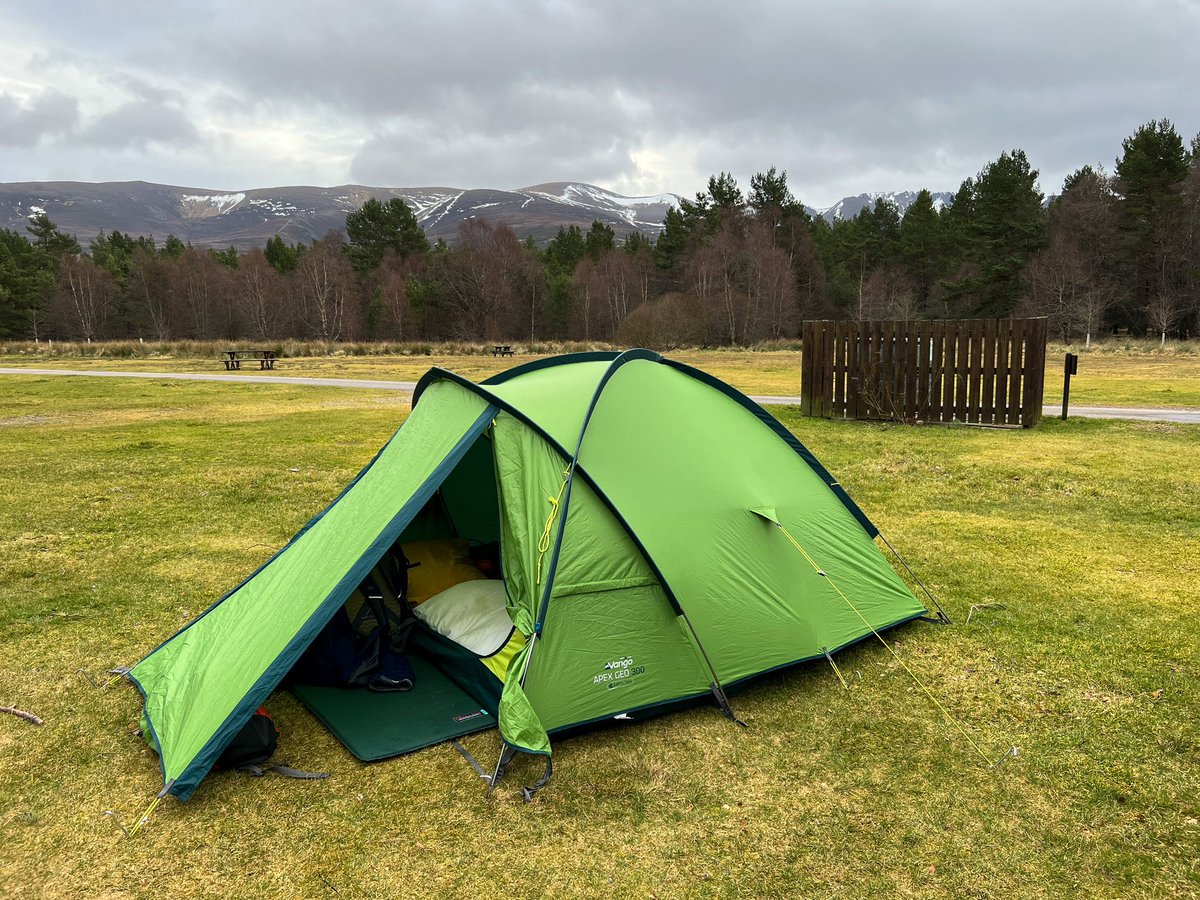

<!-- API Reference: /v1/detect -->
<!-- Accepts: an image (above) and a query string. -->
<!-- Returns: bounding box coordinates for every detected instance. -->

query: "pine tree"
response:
[623,231,651,255]
[160,235,185,259]
[943,150,1046,316]
[26,213,80,258]
[544,225,585,276]
[749,166,805,219]
[706,172,744,212]
[584,221,615,259]
[1113,119,1190,333]
[0,229,55,339]
[654,205,692,270]
[209,246,240,270]
[344,197,429,275]
[264,235,301,273]
[897,189,946,310]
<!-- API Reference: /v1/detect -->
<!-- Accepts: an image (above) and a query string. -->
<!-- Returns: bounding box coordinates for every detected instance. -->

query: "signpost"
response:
[1061,353,1079,420]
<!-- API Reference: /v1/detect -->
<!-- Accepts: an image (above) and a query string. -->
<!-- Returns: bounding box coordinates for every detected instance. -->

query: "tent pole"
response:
[677,607,745,728]
[877,531,951,624]
[486,744,517,795]
[487,632,540,794]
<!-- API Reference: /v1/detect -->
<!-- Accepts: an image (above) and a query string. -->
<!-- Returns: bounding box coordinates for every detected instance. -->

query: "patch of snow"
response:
[469,202,502,211]
[27,204,46,216]
[417,192,465,229]
[527,184,679,213]
[180,192,245,214]
[248,198,301,214]
[525,190,591,210]
[818,189,956,222]
[577,185,678,208]
[402,191,460,216]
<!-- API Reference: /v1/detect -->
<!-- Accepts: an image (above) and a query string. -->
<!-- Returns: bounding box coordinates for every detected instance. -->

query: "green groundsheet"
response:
[291,654,495,761]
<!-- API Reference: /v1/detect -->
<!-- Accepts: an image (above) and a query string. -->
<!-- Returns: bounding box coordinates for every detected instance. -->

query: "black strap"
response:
[268,765,330,780]
[451,739,493,783]
[521,756,553,802]
[486,744,518,795]
[238,764,329,780]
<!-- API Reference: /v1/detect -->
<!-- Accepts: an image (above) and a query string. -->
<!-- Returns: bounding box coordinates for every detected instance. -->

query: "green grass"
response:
[1,371,1198,897]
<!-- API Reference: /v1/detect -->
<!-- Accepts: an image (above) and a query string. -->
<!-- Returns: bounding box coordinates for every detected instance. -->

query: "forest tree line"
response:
[2,118,1198,347]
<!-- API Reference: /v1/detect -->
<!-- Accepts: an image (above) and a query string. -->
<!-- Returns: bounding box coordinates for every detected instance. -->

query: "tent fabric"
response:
[130,382,495,800]
[126,350,928,801]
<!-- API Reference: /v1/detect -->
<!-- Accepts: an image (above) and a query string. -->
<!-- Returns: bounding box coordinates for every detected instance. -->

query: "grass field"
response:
[1,360,1198,897]
[4,339,1200,408]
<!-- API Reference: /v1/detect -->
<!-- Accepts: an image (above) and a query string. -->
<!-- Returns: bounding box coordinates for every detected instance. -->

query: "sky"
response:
[1,1,1198,209]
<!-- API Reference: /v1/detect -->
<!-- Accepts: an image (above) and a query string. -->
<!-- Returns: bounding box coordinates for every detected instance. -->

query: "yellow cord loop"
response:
[777,523,1003,767]
[535,467,571,586]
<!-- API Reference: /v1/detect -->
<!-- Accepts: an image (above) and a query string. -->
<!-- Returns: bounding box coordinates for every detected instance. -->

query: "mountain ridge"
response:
[1,179,954,249]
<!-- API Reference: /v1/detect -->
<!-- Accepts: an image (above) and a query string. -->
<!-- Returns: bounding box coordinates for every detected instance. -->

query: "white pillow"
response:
[412,580,514,656]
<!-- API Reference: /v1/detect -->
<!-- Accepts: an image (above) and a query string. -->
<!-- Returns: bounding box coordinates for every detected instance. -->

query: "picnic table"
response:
[222,349,278,370]
[492,345,515,357]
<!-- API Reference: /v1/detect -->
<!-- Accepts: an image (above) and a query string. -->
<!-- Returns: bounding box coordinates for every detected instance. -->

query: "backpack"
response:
[216,706,278,769]
[289,562,417,692]
[216,706,328,781]
[140,705,327,780]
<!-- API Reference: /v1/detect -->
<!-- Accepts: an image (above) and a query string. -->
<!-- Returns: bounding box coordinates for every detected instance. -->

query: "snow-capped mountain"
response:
[813,190,956,222]
[0,180,682,249]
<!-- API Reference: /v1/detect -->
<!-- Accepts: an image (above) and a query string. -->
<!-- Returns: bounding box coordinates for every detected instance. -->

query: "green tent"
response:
[125,350,930,801]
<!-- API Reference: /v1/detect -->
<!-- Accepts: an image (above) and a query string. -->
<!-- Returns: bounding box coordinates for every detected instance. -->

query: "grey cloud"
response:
[110,73,187,106]
[3,1,1199,202]
[78,100,201,150]
[350,120,636,190]
[0,90,79,148]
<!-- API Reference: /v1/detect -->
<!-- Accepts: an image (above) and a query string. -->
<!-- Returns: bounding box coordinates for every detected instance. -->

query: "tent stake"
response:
[821,648,850,690]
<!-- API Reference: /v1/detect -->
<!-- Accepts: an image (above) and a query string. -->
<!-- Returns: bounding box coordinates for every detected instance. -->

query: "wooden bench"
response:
[492,345,515,357]
[223,349,278,371]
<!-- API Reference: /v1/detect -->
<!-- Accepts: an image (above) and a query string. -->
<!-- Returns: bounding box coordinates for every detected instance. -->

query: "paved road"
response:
[1041,404,1200,424]
[0,367,420,392]
[4,367,1199,424]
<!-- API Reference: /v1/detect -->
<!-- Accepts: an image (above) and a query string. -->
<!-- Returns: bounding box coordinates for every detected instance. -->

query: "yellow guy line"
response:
[127,794,164,837]
[777,523,1014,768]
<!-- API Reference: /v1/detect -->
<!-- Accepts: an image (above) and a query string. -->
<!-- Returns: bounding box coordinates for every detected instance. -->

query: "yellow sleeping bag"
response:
[402,539,486,604]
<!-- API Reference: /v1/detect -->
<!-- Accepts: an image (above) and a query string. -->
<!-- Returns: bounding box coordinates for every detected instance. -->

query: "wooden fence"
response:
[800,318,1048,427]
